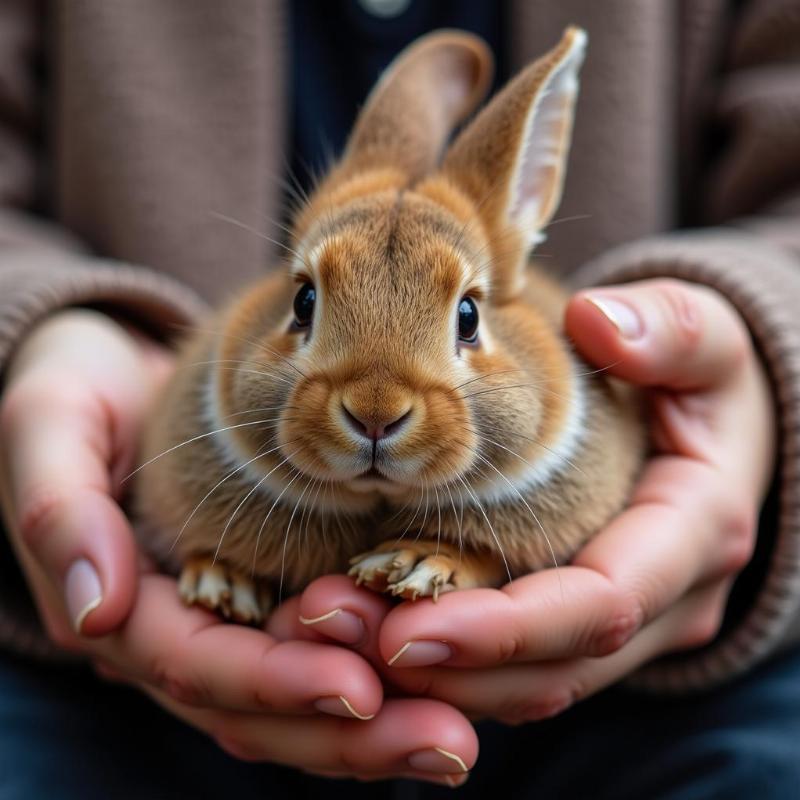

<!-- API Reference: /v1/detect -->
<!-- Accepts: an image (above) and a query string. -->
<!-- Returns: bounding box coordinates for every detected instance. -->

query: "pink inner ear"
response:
[509,32,586,238]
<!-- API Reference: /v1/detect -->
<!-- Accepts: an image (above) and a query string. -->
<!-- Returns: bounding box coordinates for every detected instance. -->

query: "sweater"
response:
[0,0,798,692]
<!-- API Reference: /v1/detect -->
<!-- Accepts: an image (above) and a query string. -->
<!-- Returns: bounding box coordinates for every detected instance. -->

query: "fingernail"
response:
[408,747,469,774]
[314,695,374,720]
[64,559,102,633]
[299,608,365,645]
[585,295,643,339]
[388,640,452,667]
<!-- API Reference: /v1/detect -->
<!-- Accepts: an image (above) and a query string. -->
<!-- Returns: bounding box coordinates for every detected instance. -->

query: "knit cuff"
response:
[0,249,209,659]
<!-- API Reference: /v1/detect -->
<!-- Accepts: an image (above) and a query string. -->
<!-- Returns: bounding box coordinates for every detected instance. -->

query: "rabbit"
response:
[134,26,646,625]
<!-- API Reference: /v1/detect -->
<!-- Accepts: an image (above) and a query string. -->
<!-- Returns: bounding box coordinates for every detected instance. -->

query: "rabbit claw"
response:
[388,556,456,602]
[179,555,271,625]
[348,543,458,601]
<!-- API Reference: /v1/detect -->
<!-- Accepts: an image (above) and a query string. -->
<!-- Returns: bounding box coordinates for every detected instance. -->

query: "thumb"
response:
[565,278,750,391]
[1,382,138,640]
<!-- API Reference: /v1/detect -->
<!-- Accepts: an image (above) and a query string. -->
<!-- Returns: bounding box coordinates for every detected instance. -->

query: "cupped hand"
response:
[293,278,776,723]
[0,309,477,783]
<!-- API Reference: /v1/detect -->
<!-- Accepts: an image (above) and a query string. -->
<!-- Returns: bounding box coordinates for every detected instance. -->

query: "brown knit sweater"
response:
[1,1,799,692]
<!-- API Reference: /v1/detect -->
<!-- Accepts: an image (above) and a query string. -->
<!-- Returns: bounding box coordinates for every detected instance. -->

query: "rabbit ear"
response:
[336,30,494,184]
[441,27,587,294]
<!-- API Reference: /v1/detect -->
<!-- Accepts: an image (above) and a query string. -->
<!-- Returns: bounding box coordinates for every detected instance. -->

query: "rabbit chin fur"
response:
[135,26,645,596]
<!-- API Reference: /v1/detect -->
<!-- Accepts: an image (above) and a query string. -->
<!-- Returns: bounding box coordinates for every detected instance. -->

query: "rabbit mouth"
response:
[358,466,384,479]
[346,465,409,497]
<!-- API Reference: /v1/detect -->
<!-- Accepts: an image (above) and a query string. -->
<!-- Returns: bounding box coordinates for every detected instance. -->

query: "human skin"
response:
[284,277,775,737]
[0,275,775,782]
[0,310,474,786]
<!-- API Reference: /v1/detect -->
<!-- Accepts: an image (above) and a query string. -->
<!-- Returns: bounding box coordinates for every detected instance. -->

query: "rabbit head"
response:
[215,28,589,513]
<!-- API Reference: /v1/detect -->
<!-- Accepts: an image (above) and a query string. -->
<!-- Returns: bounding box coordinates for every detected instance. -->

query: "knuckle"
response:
[514,689,574,723]
[214,731,263,762]
[333,742,360,775]
[591,591,644,656]
[700,287,752,369]
[707,483,757,577]
[653,279,704,354]
[723,506,757,575]
[496,624,526,664]
[680,604,724,650]
[163,674,205,707]
[17,489,71,553]
[149,654,207,707]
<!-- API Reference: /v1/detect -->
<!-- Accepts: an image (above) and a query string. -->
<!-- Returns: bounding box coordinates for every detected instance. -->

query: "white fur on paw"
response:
[348,547,422,589]
[196,562,232,615]
[179,557,267,625]
[348,551,396,588]
[389,556,456,602]
[230,573,266,625]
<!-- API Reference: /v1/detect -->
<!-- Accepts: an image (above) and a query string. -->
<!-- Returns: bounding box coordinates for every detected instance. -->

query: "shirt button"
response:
[357,0,412,18]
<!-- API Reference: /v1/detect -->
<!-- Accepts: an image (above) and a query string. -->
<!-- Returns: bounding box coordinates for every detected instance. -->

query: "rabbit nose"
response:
[341,401,412,442]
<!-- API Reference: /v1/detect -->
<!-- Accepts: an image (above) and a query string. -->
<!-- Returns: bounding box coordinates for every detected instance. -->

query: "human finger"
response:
[94,574,384,720]
[566,279,750,391]
[145,690,478,779]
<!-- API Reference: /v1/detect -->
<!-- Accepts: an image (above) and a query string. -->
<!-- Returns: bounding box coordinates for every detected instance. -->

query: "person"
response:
[0,1,798,796]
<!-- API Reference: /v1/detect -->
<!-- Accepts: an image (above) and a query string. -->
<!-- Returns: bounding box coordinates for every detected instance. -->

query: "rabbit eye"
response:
[293,282,316,328]
[458,297,479,343]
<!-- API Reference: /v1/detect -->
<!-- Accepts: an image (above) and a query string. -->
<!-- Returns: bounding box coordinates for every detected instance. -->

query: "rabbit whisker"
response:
[123,418,286,483]
[470,421,586,477]
[469,449,562,582]
[456,473,512,585]
[176,322,310,382]
[459,382,568,401]
[212,447,301,565]
[189,357,294,375]
[222,404,299,419]
[543,213,592,229]
[390,483,426,547]
[443,480,464,563]
[415,482,432,544]
[210,211,312,271]
[450,367,534,393]
[451,360,619,395]
[189,360,296,388]
[279,470,316,596]
[272,469,303,601]
[434,484,442,557]
[212,366,297,386]
[302,471,326,554]
[254,465,302,581]
[168,439,294,555]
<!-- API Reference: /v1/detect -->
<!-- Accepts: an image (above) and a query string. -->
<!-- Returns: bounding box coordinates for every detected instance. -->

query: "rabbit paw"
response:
[348,541,461,601]
[178,555,271,625]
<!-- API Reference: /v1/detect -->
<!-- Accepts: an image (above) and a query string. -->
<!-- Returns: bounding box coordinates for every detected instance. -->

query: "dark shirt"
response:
[288,0,505,191]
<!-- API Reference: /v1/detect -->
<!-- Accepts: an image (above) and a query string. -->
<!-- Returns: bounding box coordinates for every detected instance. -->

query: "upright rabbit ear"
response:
[304,30,492,209]
[441,27,587,297]
[343,30,493,181]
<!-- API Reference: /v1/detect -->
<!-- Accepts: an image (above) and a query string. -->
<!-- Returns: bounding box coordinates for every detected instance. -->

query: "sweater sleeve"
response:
[569,1,800,692]
[571,231,800,692]
[0,4,209,658]
[0,5,209,360]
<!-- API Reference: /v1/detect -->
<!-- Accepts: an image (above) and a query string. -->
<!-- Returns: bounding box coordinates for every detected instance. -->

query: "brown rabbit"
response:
[135,27,645,624]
